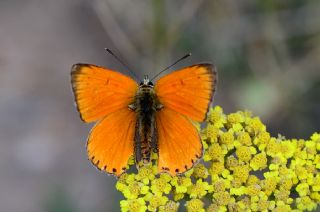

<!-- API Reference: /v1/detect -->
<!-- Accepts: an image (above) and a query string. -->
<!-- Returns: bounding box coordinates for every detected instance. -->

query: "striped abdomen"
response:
[133,86,159,164]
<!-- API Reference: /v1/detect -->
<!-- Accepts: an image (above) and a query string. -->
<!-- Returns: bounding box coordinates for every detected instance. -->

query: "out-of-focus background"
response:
[0,0,319,211]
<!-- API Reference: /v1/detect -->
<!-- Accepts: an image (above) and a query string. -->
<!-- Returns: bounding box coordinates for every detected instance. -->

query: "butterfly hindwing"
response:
[156,108,202,175]
[155,64,216,122]
[71,64,138,122]
[87,107,136,176]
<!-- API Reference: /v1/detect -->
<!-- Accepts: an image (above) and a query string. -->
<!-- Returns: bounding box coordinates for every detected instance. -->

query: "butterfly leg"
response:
[128,103,137,110]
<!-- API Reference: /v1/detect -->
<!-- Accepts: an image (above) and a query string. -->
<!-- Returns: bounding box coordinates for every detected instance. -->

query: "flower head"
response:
[171,176,192,194]
[236,131,252,146]
[145,193,168,211]
[213,191,232,206]
[250,152,267,170]
[120,198,147,212]
[235,145,256,162]
[203,143,226,162]
[185,199,205,212]
[151,173,172,195]
[219,130,235,150]
[135,164,157,184]
[233,164,250,183]
[192,163,209,179]
[114,106,320,212]
[187,179,212,198]
[159,200,179,212]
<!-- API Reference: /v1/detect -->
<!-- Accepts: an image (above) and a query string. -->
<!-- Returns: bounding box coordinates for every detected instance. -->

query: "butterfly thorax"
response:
[129,79,162,165]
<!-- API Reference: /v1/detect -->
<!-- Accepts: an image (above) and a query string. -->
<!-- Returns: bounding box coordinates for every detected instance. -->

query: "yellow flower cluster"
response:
[116,106,320,211]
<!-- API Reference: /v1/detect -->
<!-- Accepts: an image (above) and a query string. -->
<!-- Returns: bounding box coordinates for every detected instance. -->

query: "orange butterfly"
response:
[71,60,217,176]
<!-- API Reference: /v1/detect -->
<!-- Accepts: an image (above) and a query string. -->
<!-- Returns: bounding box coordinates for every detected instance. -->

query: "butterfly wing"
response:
[87,107,136,176]
[155,63,216,122]
[71,64,138,176]
[156,108,202,175]
[154,64,216,175]
[71,64,138,122]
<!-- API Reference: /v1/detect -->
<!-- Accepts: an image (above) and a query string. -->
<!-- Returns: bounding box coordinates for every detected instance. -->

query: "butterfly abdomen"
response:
[133,85,159,164]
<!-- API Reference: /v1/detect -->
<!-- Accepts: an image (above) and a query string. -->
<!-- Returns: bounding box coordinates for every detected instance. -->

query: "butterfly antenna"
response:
[105,48,139,81]
[150,53,191,81]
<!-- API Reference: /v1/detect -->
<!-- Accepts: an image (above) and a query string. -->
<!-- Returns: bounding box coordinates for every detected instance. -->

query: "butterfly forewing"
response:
[155,64,216,122]
[71,64,138,122]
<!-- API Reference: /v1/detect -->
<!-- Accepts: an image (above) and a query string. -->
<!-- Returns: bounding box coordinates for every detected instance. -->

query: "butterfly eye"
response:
[139,82,143,86]
[148,82,153,86]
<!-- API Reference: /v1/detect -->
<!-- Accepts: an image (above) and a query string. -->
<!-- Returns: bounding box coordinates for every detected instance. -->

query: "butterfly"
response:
[71,60,217,176]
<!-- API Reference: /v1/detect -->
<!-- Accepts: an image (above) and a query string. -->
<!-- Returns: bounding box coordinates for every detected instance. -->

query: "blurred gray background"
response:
[0,0,319,211]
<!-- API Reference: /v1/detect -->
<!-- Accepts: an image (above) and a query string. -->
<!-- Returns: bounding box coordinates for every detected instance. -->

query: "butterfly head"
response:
[140,75,154,87]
